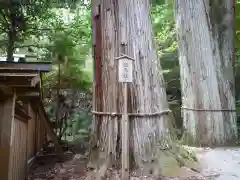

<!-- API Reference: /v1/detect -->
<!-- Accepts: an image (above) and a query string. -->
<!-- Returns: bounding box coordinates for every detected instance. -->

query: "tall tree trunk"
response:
[7,29,15,62]
[90,0,178,174]
[7,8,17,62]
[56,61,61,135]
[175,0,237,146]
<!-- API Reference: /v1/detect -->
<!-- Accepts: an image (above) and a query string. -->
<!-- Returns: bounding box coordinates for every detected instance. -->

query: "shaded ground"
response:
[28,147,240,180]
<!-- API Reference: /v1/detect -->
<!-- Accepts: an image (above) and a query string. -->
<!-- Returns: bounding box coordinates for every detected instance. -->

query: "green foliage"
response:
[0,1,55,60]
[152,2,181,105]
[6,0,239,143]
[236,1,240,103]
[39,7,92,141]
[70,110,91,141]
[237,103,240,115]
[39,7,92,90]
[1,2,93,142]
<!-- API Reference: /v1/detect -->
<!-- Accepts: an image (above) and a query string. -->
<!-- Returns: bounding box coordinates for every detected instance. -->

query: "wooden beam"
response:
[0,73,38,77]
[16,87,40,94]
[0,87,40,101]
[0,62,51,72]
[0,92,16,180]
[18,92,40,97]
[31,74,40,86]
[0,73,40,88]
[17,93,40,102]
[0,76,38,87]
[0,79,32,87]
[30,100,65,159]
[0,69,41,74]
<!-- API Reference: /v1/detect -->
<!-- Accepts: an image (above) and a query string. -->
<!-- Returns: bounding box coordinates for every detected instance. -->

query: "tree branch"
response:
[0,9,10,28]
[166,78,180,84]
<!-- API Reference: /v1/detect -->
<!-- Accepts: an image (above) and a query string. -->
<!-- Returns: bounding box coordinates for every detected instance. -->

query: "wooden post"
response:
[116,54,134,180]
[0,92,16,180]
[122,82,129,180]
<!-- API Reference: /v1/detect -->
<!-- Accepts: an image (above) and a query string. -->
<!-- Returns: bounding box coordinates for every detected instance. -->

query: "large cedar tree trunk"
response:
[176,0,237,146]
[90,0,176,173]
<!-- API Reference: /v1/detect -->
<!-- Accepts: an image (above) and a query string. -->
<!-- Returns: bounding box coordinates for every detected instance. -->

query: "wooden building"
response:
[0,61,62,180]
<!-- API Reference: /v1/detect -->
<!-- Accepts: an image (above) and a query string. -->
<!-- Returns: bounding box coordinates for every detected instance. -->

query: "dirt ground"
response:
[27,147,240,180]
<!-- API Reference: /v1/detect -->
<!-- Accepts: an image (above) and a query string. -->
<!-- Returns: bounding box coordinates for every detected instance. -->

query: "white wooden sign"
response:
[116,55,134,83]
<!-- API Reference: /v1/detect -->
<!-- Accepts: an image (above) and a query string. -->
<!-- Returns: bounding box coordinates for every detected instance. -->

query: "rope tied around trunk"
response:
[181,107,236,112]
[91,109,172,117]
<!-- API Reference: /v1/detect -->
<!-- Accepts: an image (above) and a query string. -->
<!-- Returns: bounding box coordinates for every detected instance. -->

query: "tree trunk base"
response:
[180,131,199,147]
[180,130,238,147]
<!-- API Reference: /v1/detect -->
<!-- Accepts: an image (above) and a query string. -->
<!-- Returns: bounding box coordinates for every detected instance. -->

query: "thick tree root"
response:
[151,143,199,177]
[88,119,199,178]
[88,143,199,179]
[144,118,200,177]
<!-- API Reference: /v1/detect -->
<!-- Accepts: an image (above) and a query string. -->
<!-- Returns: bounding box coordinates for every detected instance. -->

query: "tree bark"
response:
[175,0,237,146]
[89,0,180,174]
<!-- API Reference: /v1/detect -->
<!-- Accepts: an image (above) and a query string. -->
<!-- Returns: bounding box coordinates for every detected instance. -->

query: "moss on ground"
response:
[152,142,200,177]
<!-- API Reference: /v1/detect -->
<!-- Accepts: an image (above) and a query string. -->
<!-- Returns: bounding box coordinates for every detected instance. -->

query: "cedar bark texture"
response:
[175,0,237,146]
[90,0,173,171]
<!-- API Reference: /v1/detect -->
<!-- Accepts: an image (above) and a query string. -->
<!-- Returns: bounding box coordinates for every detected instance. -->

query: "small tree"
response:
[176,0,237,146]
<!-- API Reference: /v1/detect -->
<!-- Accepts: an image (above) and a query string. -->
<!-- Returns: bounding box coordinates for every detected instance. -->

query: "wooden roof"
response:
[0,61,51,100]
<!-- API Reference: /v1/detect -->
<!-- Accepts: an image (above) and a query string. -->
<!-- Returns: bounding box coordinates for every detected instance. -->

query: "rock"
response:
[59,168,67,174]
[74,154,82,159]
[154,150,181,177]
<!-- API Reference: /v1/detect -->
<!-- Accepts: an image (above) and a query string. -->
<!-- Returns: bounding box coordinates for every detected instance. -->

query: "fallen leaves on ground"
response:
[28,163,214,180]
[28,150,218,180]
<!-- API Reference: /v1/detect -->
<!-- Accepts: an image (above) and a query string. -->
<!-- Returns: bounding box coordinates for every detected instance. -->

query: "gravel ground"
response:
[197,147,240,180]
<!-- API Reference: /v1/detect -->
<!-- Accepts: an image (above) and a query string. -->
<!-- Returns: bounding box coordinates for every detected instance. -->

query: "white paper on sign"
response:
[118,59,133,82]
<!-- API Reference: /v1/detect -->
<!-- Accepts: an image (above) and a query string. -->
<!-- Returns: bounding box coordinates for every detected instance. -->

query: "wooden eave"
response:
[0,61,51,95]
[0,61,52,72]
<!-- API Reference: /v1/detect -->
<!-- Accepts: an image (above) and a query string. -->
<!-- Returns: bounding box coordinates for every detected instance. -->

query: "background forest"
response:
[1,0,240,146]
